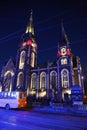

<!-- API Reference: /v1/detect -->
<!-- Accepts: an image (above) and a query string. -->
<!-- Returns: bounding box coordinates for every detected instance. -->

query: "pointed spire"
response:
[60,20,69,46]
[25,9,34,35]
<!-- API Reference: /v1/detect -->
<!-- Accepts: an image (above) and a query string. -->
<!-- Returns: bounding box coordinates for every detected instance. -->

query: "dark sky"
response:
[0,0,87,70]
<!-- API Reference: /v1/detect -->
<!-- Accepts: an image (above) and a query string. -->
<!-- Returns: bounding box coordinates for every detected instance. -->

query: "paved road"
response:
[0,108,87,130]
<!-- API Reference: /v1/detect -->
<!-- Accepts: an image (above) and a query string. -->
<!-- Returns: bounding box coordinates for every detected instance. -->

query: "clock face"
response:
[61,47,66,55]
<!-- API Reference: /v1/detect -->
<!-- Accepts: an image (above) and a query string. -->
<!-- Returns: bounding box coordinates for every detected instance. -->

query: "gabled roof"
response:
[5,58,15,69]
[1,58,15,76]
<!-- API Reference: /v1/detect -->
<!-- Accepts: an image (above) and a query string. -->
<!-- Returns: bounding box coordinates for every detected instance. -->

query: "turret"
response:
[57,22,71,58]
[14,10,37,91]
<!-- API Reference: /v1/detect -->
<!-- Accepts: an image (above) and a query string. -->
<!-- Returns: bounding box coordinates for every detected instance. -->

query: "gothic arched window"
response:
[3,71,14,92]
[0,84,2,92]
[19,51,26,69]
[61,69,69,88]
[50,71,57,89]
[17,72,24,88]
[40,72,46,89]
[31,52,35,67]
[61,58,67,65]
[31,73,37,90]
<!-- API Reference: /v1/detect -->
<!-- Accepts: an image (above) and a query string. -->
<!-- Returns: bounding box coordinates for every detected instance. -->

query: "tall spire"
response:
[60,21,69,46]
[25,10,34,35]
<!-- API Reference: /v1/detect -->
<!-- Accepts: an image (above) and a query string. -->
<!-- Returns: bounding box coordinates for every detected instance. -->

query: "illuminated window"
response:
[31,52,35,67]
[50,71,57,89]
[31,73,37,89]
[3,71,14,92]
[61,69,69,88]
[17,72,24,88]
[19,51,26,69]
[0,84,2,92]
[61,58,67,65]
[40,72,46,89]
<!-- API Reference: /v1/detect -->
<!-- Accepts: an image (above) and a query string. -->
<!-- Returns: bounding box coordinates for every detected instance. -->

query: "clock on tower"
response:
[61,47,66,56]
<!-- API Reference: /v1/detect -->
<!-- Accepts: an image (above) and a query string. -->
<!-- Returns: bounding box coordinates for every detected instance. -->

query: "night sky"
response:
[0,0,87,71]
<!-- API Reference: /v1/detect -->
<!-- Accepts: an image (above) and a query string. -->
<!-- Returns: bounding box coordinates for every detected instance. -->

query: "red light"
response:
[57,50,61,56]
[27,40,32,46]
[22,42,26,46]
[26,39,37,48]
[67,49,71,55]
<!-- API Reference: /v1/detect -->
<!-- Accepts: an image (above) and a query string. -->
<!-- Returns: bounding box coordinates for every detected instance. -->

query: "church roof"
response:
[6,58,15,68]
[1,58,15,76]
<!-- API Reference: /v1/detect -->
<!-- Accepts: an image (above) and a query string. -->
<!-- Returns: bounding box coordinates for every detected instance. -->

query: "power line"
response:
[0,13,86,46]
[0,23,59,43]
[0,10,74,43]
[35,10,68,25]
[0,29,24,41]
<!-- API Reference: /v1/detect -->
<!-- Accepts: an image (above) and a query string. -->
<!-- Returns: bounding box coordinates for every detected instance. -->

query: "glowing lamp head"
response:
[27,39,32,46]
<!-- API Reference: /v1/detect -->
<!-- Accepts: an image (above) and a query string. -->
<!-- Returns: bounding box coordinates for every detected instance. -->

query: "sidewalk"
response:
[32,105,87,117]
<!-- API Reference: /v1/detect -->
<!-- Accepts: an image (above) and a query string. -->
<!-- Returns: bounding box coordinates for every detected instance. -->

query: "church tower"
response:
[14,10,37,91]
[57,22,74,101]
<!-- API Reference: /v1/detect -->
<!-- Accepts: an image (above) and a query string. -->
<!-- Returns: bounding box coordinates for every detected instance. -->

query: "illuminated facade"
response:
[0,11,84,102]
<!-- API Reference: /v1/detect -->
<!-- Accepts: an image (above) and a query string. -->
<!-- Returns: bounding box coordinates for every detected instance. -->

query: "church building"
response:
[0,11,84,103]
